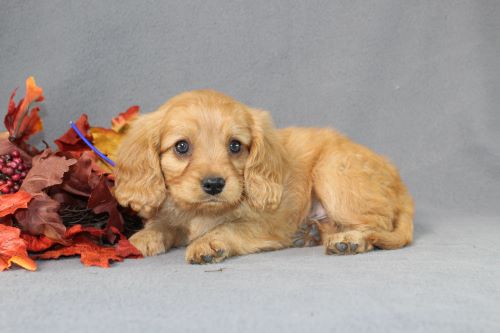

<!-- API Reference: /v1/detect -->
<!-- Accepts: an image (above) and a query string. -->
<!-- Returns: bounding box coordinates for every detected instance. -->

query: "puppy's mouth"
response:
[195,198,227,205]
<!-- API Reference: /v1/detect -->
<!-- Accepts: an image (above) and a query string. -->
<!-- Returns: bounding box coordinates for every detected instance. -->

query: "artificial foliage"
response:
[0,77,143,271]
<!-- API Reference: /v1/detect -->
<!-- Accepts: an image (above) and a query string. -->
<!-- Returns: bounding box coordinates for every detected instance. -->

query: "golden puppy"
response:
[114,90,414,263]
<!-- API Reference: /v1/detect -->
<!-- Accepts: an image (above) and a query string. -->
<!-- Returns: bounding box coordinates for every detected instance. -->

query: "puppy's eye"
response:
[174,140,190,155]
[229,139,241,154]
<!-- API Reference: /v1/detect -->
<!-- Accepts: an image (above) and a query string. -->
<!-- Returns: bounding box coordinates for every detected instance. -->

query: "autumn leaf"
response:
[0,224,37,272]
[88,176,124,242]
[21,233,56,253]
[111,106,139,133]
[4,77,44,144]
[20,148,76,194]
[60,152,100,197]
[88,128,118,173]
[15,192,67,242]
[0,190,32,217]
[90,105,140,172]
[54,114,92,155]
[111,227,142,258]
[32,225,142,268]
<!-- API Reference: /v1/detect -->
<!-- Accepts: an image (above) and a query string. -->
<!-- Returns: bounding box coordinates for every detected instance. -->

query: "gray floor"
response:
[1,208,498,333]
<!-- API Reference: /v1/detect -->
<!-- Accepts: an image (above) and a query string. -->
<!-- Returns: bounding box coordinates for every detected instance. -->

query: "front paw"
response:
[129,229,167,256]
[185,238,228,264]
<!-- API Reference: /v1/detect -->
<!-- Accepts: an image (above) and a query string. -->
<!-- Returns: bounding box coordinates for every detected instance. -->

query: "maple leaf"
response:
[20,232,56,252]
[32,225,142,268]
[111,227,143,258]
[20,148,76,194]
[4,77,44,145]
[0,224,37,272]
[90,106,140,172]
[15,193,67,242]
[54,114,92,155]
[60,152,100,197]
[0,190,32,217]
[88,128,118,173]
[88,176,124,242]
[111,106,139,133]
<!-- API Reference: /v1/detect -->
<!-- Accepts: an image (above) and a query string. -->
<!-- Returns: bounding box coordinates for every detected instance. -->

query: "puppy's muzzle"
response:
[201,177,225,195]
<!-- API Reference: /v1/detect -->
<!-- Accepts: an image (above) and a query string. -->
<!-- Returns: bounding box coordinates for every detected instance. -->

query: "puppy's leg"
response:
[313,143,413,255]
[129,219,183,256]
[185,220,289,264]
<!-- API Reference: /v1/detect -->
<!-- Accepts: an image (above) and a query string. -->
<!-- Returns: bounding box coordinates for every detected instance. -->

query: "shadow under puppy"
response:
[114,90,414,264]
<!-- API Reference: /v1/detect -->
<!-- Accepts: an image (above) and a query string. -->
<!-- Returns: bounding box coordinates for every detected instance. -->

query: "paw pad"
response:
[292,221,322,247]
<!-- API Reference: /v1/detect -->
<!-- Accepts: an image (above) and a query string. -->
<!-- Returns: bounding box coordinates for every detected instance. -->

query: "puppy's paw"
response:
[129,229,167,256]
[324,230,373,255]
[292,221,322,247]
[185,238,228,264]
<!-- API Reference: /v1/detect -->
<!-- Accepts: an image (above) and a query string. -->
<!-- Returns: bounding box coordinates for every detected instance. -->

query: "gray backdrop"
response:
[1,0,499,215]
[1,1,499,332]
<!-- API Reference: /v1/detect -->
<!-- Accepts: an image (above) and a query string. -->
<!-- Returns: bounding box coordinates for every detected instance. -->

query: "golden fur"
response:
[114,90,414,263]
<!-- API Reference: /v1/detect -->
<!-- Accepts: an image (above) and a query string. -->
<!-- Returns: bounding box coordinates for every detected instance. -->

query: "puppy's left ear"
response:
[244,109,285,210]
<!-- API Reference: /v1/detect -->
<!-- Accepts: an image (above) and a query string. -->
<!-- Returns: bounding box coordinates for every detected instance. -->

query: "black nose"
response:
[201,177,225,195]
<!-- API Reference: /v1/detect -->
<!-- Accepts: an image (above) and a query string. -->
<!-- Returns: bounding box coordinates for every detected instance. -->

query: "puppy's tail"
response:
[368,195,414,250]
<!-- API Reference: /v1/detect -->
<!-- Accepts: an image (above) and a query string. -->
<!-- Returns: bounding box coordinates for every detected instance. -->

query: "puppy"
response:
[114,90,414,263]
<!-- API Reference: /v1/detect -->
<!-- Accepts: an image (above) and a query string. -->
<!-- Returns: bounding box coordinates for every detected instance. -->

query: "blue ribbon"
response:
[69,121,116,167]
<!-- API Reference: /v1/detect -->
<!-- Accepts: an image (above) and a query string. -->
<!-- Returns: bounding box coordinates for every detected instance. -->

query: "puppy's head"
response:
[114,90,283,217]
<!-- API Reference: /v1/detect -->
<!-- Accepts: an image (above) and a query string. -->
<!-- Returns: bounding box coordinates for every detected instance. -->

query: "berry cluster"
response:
[0,150,29,194]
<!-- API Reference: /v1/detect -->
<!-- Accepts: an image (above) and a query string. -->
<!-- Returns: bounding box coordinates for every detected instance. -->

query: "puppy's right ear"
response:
[114,110,167,218]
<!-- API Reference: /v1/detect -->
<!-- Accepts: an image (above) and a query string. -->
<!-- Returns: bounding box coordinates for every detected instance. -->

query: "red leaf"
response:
[4,77,44,143]
[111,105,140,133]
[0,190,32,217]
[54,114,92,154]
[14,193,66,241]
[20,148,76,194]
[32,225,142,268]
[21,233,56,252]
[0,224,37,272]
[88,176,124,242]
[60,152,100,197]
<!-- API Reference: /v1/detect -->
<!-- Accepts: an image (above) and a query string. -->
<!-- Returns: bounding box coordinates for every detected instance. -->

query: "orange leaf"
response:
[21,233,56,252]
[111,106,140,133]
[0,190,32,217]
[0,224,37,272]
[4,77,44,143]
[54,114,92,154]
[88,106,140,171]
[89,127,121,173]
[33,225,142,268]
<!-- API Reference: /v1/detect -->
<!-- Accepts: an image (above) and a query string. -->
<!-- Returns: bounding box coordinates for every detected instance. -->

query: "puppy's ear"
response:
[244,109,284,210]
[114,110,167,218]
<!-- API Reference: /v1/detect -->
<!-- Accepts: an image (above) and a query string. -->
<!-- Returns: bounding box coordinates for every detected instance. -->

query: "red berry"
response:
[1,187,10,194]
[2,167,14,176]
[20,171,27,178]
[13,184,20,191]
[11,150,20,158]
[13,157,22,164]
[11,174,21,181]
[6,179,13,186]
